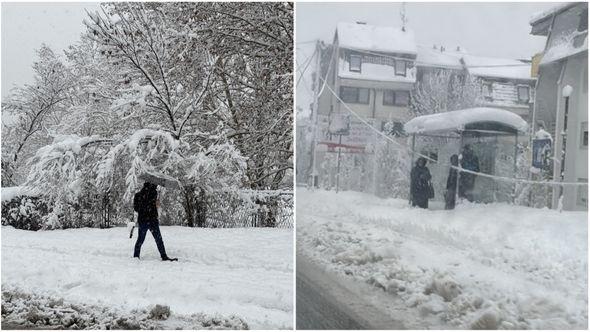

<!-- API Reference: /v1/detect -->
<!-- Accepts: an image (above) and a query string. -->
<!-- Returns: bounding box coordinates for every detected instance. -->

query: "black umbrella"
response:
[138,171,180,189]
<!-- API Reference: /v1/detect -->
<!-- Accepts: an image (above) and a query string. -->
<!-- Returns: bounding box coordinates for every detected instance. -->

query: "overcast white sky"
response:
[1,2,99,98]
[296,2,559,113]
[1,1,561,106]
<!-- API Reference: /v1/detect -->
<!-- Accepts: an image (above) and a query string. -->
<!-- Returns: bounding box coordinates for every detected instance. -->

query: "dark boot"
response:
[162,256,178,262]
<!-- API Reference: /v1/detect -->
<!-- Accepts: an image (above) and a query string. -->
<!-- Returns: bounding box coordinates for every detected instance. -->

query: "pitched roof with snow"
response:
[336,22,417,55]
[462,55,533,81]
[416,45,464,70]
[404,107,528,134]
[415,46,534,81]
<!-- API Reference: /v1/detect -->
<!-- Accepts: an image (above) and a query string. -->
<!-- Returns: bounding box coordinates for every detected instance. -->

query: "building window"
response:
[340,86,370,104]
[517,86,530,103]
[383,90,410,106]
[581,122,588,148]
[358,88,370,104]
[395,60,406,76]
[383,90,395,106]
[482,83,493,101]
[395,91,410,106]
[349,54,362,73]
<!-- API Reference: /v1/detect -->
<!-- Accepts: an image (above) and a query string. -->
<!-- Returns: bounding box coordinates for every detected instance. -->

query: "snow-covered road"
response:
[296,255,404,329]
[2,226,293,329]
[297,188,588,329]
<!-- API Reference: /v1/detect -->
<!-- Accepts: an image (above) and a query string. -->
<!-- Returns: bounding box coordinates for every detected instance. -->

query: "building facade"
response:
[530,2,588,211]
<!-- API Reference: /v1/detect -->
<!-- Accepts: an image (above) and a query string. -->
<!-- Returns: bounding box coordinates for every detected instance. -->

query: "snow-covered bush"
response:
[372,139,412,199]
[1,195,49,231]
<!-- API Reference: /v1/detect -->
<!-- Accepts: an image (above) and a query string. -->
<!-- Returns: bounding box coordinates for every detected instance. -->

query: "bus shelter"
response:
[404,107,528,204]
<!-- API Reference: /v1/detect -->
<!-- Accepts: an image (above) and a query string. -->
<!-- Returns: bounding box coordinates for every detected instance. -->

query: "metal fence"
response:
[197,190,294,228]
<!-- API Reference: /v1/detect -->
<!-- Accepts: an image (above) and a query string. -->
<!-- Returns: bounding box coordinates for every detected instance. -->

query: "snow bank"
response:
[2,286,248,330]
[297,189,587,329]
[337,22,417,55]
[404,107,528,134]
[2,226,293,329]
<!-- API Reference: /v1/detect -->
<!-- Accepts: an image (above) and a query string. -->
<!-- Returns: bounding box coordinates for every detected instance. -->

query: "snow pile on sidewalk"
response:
[2,286,248,330]
[2,226,293,329]
[297,189,587,329]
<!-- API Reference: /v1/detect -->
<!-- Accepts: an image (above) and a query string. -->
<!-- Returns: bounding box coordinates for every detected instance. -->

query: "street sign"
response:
[532,138,552,169]
[328,113,350,135]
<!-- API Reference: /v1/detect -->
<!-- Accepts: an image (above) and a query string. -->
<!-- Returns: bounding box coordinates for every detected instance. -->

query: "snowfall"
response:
[297,188,588,329]
[2,225,293,329]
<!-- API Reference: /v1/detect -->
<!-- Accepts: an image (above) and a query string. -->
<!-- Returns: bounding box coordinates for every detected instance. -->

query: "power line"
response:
[296,47,317,88]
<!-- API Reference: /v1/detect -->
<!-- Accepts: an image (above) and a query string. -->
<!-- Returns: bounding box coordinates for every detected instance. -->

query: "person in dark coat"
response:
[410,157,432,209]
[445,154,459,210]
[458,144,479,202]
[133,182,177,261]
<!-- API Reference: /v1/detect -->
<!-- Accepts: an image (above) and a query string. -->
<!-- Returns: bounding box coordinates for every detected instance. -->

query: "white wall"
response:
[552,53,588,210]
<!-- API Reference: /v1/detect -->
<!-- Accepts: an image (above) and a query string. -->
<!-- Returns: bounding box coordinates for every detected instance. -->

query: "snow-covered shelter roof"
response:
[404,107,528,134]
[463,55,533,81]
[336,22,417,55]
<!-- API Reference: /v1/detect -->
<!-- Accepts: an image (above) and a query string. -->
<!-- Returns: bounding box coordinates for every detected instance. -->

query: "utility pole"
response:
[308,40,322,189]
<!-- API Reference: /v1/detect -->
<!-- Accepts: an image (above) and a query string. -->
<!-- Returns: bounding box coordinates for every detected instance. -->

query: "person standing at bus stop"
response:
[410,157,432,209]
[459,144,480,202]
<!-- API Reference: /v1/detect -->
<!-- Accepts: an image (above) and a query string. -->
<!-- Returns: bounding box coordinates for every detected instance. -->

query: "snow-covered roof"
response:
[415,46,534,81]
[463,55,533,81]
[541,30,588,65]
[1,187,40,202]
[336,22,417,55]
[529,3,576,25]
[404,107,528,134]
[416,45,464,69]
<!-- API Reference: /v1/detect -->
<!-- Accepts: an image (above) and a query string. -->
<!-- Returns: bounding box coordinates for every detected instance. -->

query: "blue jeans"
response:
[133,220,168,259]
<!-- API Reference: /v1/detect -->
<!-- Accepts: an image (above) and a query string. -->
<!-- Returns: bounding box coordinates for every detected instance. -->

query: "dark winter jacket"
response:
[461,150,480,172]
[446,166,458,189]
[410,162,432,202]
[134,183,158,224]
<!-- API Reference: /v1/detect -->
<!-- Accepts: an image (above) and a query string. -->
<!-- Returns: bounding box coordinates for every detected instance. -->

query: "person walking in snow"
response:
[410,157,432,209]
[458,144,479,202]
[445,154,459,210]
[133,182,177,261]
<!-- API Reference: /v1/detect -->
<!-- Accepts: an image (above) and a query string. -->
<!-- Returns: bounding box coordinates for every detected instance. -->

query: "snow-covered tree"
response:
[1,45,74,185]
[3,2,293,230]
[411,69,482,115]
